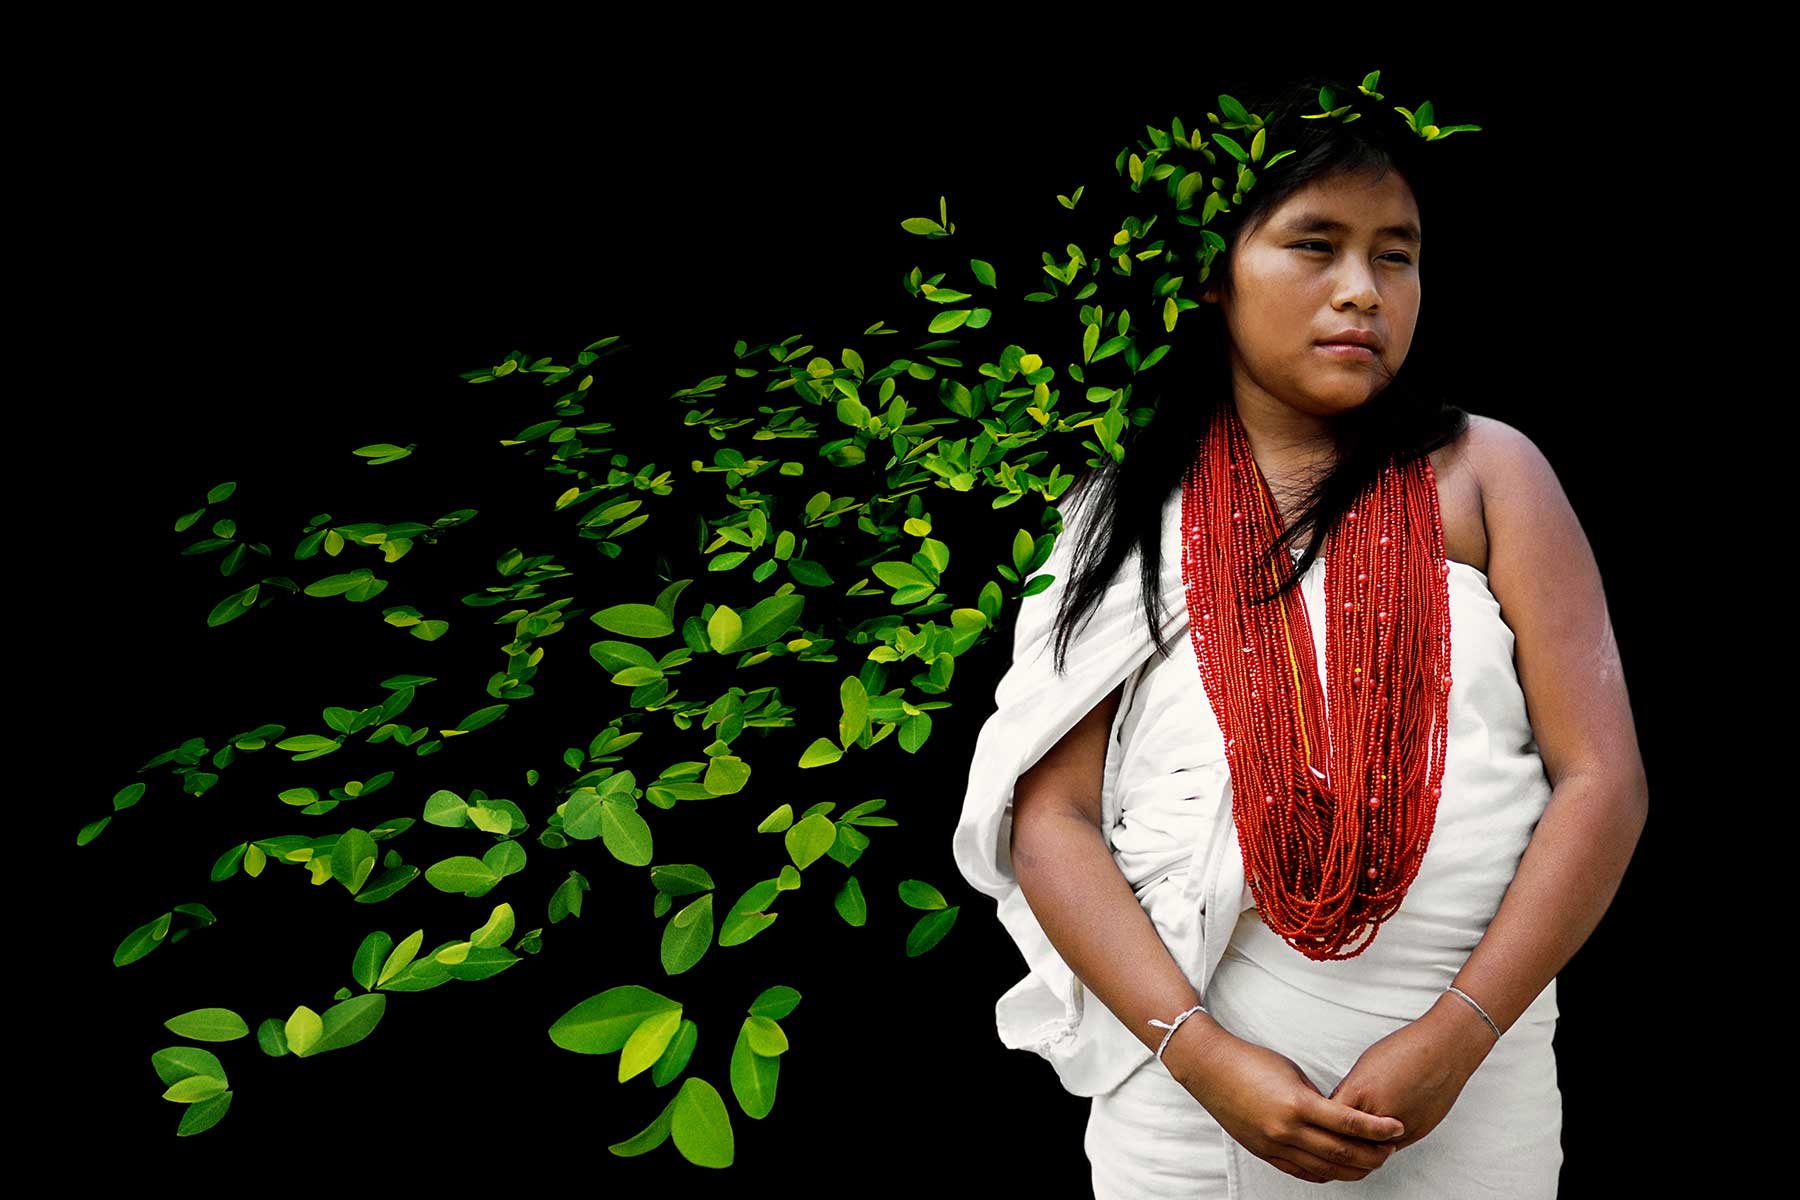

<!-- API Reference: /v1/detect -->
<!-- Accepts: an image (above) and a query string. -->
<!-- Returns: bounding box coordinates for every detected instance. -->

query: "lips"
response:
[1317,329,1382,351]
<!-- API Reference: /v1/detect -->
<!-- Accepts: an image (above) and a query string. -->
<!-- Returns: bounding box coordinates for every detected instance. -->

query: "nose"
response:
[1333,260,1381,312]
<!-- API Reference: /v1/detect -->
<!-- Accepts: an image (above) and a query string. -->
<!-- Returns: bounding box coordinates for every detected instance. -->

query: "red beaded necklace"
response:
[1179,400,1453,961]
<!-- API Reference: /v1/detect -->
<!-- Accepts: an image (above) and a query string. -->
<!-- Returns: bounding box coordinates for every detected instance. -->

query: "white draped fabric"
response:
[952,481,1563,1197]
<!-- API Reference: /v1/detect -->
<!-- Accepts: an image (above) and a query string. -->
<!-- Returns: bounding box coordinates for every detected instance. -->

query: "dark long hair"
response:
[1048,74,1470,675]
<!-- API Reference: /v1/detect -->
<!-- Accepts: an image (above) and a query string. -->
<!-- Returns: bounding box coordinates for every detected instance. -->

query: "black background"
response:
[31,30,1707,1194]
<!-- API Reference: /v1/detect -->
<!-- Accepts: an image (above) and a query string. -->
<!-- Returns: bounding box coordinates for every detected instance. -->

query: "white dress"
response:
[952,483,1563,1198]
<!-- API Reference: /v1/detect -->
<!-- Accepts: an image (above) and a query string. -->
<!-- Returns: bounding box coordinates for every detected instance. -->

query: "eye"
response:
[1293,241,1414,265]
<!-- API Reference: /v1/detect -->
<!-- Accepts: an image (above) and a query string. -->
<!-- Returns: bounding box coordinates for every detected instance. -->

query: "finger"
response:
[1287,1125,1396,1176]
[1307,1092,1405,1142]
[1273,1144,1377,1184]
[1268,1156,1332,1185]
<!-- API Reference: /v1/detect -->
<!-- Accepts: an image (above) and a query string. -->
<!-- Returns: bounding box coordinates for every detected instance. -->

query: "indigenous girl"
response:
[952,74,1646,1197]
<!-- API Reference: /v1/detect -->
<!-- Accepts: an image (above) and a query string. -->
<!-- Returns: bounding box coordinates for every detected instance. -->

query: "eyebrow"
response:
[1277,212,1422,244]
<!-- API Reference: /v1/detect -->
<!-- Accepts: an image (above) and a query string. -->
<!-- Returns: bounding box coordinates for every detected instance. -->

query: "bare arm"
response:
[1008,679,1226,1071]
[1421,418,1650,1063]
[1010,677,1409,1184]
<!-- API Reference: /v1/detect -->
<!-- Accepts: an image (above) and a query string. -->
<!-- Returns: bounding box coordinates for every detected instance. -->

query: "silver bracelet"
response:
[1147,1003,1208,1062]
[1444,985,1502,1040]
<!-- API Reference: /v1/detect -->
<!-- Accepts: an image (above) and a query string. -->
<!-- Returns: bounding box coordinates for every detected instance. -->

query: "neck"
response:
[1231,394,1338,529]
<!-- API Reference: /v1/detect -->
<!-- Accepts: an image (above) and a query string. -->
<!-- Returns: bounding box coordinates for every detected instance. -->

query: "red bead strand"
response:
[1180,402,1452,961]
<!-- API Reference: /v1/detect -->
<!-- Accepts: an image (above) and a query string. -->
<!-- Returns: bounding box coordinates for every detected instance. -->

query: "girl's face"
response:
[1203,167,1422,422]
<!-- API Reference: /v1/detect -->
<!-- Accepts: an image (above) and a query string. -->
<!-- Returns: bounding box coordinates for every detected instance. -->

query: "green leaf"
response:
[209,842,247,882]
[483,840,527,879]
[748,985,802,1020]
[730,594,805,651]
[905,906,960,956]
[330,827,379,895]
[424,855,500,896]
[423,789,468,827]
[114,782,147,811]
[151,1045,226,1088]
[783,814,836,870]
[670,1077,734,1168]
[602,802,654,867]
[731,1024,780,1119]
[744,1015,789,1057]
[450,704,508,733]
[471,902,516,949]
[163,1008,249,1042]
[467,802,514,835]
[77,816,111,846]
[609,1098,676,1157]
[797,738,842,769]
[834,876,867,926]
[284,1005,323,1057]
[652,1018,699,1087]
[594,603,675,638]
[353,930,393,990]
[620,1007,684,1082]
[177,1090,233,1136]
[702,755,750,796]
[706,605,743,653]
[300,993,387,1057]
[163,1074,229,1103]
[719,880,780,947]
[549,985,681,1055]
[661,893,714,975]
[206,584,260,628]
[898,879,949,909]
[562,789,605,840]
[377,929,423,987]
[256,1019,288,1057]
[115,911,172,966]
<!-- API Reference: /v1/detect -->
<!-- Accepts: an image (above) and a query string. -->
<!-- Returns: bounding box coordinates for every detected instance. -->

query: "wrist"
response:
[1160,1009,1232,1089]
[1425,990,1498,1072]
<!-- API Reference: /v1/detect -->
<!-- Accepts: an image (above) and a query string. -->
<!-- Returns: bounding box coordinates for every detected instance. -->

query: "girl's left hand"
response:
[1327,998,1494,1152]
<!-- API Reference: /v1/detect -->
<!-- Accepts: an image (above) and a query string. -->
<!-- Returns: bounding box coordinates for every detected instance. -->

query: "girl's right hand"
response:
[1165,1023,1406,1184]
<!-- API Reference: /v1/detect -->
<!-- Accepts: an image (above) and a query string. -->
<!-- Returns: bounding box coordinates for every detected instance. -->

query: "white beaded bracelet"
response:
[1147,1003,1208,1062]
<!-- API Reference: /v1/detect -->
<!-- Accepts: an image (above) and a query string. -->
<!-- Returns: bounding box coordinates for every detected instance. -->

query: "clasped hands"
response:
[1325,993,1497,1156]
[1177,993,1494,1185]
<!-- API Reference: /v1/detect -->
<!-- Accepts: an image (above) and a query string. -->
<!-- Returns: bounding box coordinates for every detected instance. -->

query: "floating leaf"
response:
[177,1090,233,1136]
[163,1008,249,1042]
[115,911,172,966]
[151,1045,226,1088]
[549,985,681,1055]
[609,1099,675,1157]
[905,906,960,956]
[661,894,714,976]
[298,994,387,1057]
[620,1008,684,1083]
[594,603,675,638]
[898,879,949,910]
[670,1077,734,1168]
[353,930,394,990]
[284,1006,324,1057]
[834,876,867,927]
[744,1015,788,1057]
[731,1024,780,1119]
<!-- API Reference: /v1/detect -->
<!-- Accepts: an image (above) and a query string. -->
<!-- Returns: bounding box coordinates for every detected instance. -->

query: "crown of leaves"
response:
[1111,68,1481,333]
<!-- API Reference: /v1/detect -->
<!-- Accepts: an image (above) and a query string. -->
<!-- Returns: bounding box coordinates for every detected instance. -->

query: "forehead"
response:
[1260,172,1421,242]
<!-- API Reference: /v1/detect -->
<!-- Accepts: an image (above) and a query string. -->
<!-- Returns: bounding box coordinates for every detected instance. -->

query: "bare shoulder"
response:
[1425,413,1490,574]
[1460,414,1561,511]
[1452,415,1646,793]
